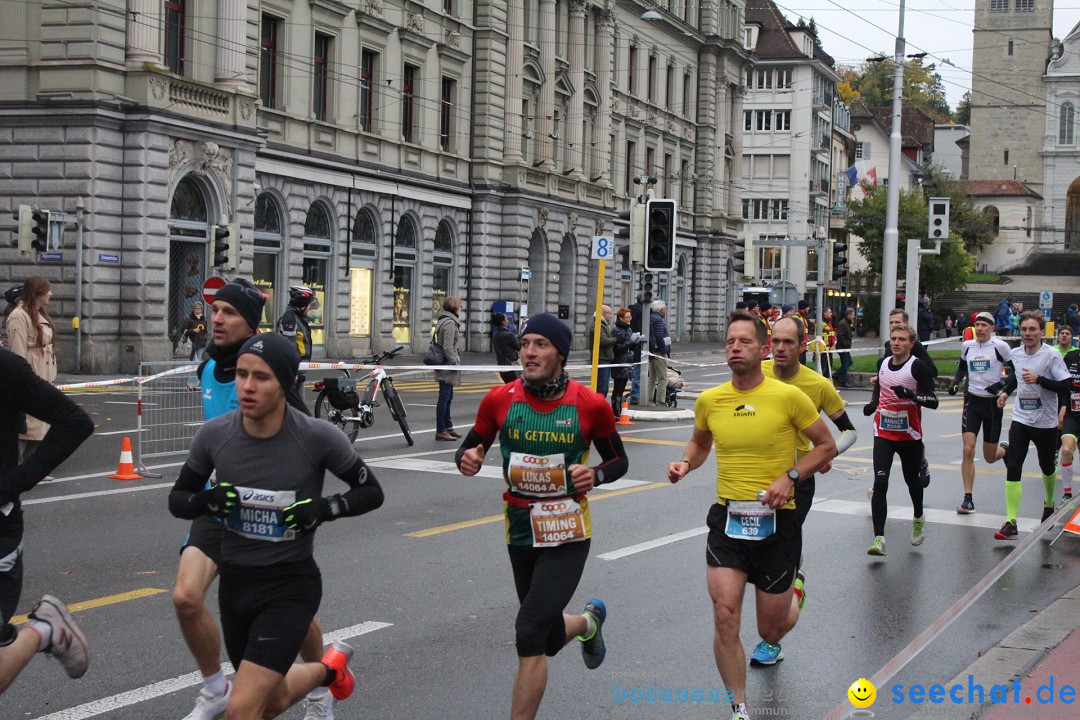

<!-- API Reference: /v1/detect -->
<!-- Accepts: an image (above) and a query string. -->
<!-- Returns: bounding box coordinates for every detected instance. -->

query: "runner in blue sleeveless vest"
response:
[175,278,329,720]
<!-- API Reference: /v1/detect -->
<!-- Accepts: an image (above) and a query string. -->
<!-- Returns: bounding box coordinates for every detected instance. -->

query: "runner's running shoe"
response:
[29,595,90,679]
[911,516,926,546]
[303,691,335,720]
[994,521,1018,540]
[321,641,356,701]
[793,570,806,610]
[999,441,1009,460]
[919,458,931,488]
[579,598,607,669]
[1041,506,1055,523]
[182,684,231,720]
[749,640,783,666]
[957,496,975,514]
[867,536,886,556]
[731,709,751,720]
[1063,492,1073,505]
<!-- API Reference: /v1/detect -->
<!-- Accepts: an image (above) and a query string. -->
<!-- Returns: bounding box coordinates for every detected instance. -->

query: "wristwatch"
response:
[786,468,800,483]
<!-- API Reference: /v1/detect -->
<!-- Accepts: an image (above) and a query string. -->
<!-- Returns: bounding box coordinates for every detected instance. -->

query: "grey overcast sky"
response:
[767,1,1080,111]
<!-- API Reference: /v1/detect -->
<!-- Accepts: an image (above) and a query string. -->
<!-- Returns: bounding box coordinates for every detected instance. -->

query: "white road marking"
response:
[366,457,650,491]
[94,428,138,436]
[598,498,1043,560]
[33,622,392,720]
[21,482,176,505]
[44,461,186,485]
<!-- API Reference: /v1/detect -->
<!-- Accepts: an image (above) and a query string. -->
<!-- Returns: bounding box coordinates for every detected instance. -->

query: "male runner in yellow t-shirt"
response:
[668,311,835,720]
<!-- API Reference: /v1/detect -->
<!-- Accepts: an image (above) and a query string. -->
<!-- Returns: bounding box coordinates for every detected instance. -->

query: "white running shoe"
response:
[303,691,335,719]
[182,683,231,720]
[28,595,90,679]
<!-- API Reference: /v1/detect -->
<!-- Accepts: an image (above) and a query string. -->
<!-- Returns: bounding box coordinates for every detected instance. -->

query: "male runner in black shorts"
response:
[455,313,629,720]
[169,333,384,719]
[948,311,1012,513]
[1,348,94,696]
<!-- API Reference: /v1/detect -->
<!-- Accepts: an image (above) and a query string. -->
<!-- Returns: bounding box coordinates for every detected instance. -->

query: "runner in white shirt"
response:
[990,311,1072,540]
[948,311,1013,514]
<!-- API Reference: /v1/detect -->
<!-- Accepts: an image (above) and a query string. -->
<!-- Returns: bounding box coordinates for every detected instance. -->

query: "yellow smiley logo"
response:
[848,678,877,708]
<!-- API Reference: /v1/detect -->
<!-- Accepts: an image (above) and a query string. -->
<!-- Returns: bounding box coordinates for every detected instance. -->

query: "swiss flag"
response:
[866,167,878,186]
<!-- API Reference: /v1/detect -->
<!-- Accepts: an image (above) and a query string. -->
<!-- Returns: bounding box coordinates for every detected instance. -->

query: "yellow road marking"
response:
[10,587,166,625]
[407,482,669,537]
[622,437,690,447]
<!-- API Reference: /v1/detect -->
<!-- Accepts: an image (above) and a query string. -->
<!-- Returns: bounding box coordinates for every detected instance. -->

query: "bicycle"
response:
[312,345,414,446]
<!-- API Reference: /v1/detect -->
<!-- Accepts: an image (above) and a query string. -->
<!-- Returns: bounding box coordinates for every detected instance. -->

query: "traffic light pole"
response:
[903,237,943,326]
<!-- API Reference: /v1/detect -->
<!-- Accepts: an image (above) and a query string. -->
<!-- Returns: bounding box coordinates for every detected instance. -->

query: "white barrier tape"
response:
[56,377,142,391]
[821,495,1080,720]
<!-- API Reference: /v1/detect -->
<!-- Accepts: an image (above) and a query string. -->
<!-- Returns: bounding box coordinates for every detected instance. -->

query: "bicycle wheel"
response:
[315,389,360,444]
[383,382,414,446]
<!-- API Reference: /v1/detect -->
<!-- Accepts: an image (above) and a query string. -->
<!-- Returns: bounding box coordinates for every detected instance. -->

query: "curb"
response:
[904,585,1080,720]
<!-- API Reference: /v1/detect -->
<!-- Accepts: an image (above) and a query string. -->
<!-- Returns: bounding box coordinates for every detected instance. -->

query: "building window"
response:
[742,198,749,219]
[164,0,186,75]
[628,45,637,95]
[402,63,418,143]
[663,153,672,197]
[1004,148,1009,165]
[648,54,657,102]
[745,67,753,88]
[776,68,792,89]
[752,199,768,220]
[683,73,692,116]
[772,200,788,220]
[1016,0,1034,11]
[1061,102,1075,145]
[985,206,1000,236]
[990,0,1008,12]
[775,111,791,131]
[855,142,866,159]
[360,50,377,132]
[645,147,655,178]
[744,110,752,131]
[259,16,279,109]
[313,33,331,121]
[440,76,456,152]
[755,110,772,131]
[757,69,772,90]
[666,63,675,107]
[443,0,453,15]
[625,140,636,194]
[758,245,782,280]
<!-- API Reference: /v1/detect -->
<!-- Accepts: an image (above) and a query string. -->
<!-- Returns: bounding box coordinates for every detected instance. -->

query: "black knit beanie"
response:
[215,278,266,333]
[238,333,300,392]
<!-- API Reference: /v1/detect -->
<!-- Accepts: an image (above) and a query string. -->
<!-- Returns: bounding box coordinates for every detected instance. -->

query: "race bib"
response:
[508,452,568,497]
[1071,391,1080,413]
[225,486,297,542]
[1017,394,1043,412]
[529,498,587,547]
[880,409,910,432]
[724,501,776,541]
[969,356,991,373]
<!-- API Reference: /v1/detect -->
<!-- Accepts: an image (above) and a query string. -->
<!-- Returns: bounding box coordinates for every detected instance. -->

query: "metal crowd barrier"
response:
[134,361,203,478]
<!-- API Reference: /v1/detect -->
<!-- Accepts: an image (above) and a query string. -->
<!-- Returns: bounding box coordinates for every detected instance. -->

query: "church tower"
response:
[968,0,1054,190]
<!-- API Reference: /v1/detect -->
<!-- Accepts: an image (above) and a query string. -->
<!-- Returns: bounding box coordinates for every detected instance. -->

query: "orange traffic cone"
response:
[616,401,634,426]
[109,437,143,480]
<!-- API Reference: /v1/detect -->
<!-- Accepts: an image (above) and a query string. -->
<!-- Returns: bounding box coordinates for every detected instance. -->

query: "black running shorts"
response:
[962,394,1004,444]
[180,516,223,566]
[1063,415,1080,441]
[706,503,799,594]
[218,557,322,675]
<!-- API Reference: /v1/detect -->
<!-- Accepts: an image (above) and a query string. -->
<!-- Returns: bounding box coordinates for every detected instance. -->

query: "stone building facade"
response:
[1042,19,1080,252]
[0,0,749,373]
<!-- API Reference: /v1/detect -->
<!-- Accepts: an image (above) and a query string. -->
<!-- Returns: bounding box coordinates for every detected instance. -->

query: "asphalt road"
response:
[6,354,1080,720]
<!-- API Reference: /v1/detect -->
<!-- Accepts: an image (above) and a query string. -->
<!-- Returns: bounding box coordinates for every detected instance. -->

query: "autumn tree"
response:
[836,58,952,123]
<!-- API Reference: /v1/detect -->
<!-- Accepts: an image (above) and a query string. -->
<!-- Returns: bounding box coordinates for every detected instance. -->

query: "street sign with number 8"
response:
[591,235,613,260]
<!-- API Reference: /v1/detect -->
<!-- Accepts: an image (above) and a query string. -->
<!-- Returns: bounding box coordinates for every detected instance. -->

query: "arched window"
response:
[168,176,211,346]
[392,215,419,344]
[253,192,285,330]
[984,206,1000,236]
[302,203,333,352]
[1061,102,1075,145]
[432,220,455,328]
[349,208,379,338]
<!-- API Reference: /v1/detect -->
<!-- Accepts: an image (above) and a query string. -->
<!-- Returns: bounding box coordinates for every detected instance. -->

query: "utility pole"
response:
[880,0,906,346]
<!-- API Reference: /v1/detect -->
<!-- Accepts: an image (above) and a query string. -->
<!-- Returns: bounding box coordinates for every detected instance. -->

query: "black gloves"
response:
[986,381,1005,396]
[863,403,876,417]
[892,386,916,400]
[283,497,331,535]
[948,383,960,396]
[197,483,238,518]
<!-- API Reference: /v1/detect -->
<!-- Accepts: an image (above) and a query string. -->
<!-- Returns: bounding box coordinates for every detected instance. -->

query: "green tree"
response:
[845,173,980,297]
[838,58,952,122]
[955,91,971,125]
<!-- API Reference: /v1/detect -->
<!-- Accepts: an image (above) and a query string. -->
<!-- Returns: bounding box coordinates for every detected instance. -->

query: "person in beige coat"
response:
[7,277,58,468]
[434,296,464,441]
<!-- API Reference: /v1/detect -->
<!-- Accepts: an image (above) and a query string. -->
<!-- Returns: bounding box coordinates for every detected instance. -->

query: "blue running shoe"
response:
[578,598,606,669]
[749,640,784,666]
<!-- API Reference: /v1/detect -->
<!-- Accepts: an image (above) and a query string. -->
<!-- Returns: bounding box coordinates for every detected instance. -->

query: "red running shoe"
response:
[994,521,1018,540]
[321,641,355,701]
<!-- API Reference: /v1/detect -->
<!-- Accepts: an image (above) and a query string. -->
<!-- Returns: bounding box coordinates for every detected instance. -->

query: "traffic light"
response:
[832,241,849,281]
[732,249,746,275]
[226,223,240,270]
[644,198,676,272]
[928,197,950,240]
[12,205,32,253]
[641,272,654,304]
[31,209,50,252]
[212,224,236,270]
[614,206,647,265]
